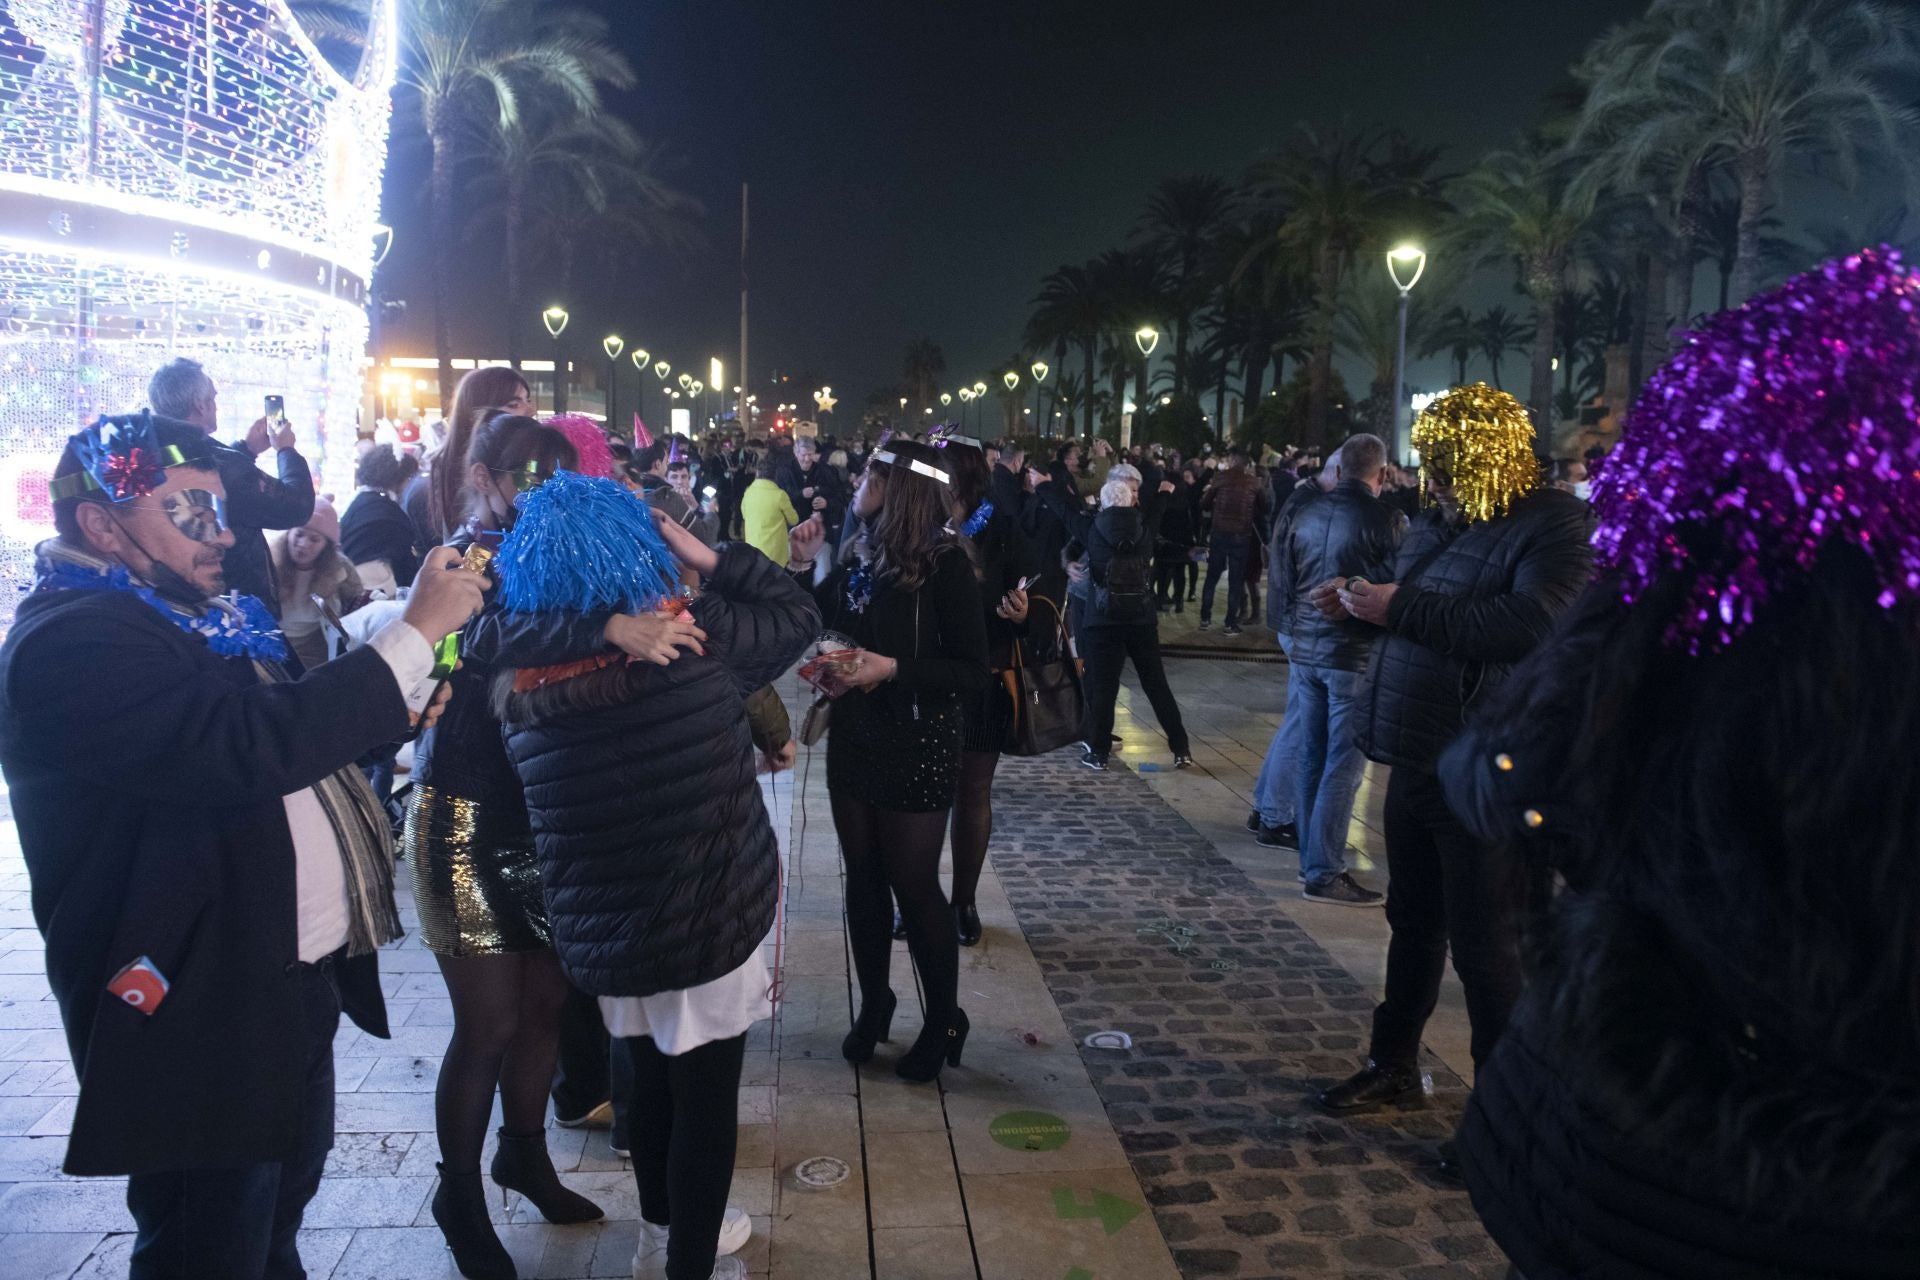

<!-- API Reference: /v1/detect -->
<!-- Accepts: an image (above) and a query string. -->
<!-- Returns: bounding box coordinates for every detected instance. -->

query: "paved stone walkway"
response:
[0,648,1498,1279]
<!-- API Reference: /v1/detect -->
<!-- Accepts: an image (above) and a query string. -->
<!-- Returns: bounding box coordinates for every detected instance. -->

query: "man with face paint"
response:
[0,412,490,1280]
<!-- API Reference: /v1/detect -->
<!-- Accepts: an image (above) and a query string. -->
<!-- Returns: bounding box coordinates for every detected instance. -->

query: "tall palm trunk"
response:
[1172,311,1190,399]
[1527,293,1558,446]
[1667,165,1706,329]
[504,171,526,371]
[1212,373,1227,442]
[1304,247,1342,452]
[1633,251,1668,396]
[1730,150,1770,307]
[430,130,458,414]
[1049,336,1068,433]
[1081,335,1097,442]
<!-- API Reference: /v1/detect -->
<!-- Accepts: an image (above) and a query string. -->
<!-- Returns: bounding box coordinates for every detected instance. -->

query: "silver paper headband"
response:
[871,450,951,485]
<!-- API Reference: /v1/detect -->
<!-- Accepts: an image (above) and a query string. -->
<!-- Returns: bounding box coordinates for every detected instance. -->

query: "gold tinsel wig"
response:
[1410,383,1540,523]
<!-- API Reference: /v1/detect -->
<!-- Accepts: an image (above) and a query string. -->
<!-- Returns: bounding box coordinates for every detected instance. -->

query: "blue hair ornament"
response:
[494,470,682,614]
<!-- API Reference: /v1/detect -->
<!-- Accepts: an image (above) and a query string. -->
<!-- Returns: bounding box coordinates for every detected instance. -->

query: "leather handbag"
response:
[1000,597,1084,757]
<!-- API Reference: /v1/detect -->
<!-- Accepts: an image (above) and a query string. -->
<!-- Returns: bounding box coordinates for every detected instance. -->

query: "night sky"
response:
[376,0,1670,416]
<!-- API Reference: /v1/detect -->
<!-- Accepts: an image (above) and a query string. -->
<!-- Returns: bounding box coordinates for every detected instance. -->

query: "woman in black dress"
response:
[935,435,1035,947]
[407,414,600,1279]
[790,439,988,1082]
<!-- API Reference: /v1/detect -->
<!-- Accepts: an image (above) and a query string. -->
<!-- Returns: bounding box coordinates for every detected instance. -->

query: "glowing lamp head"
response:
[542,306,570,338]
[654,361,671,381]
[677,373,692,390]
[941,392,953,406]
[1387,244,1428,292]
[631,348,650,369]
[1003,371,1019,391]
[1134,326,1159,356]
[690,380,704,396]
[1031,361,1049,382]
[972,380,987,396]
[602,335,624,360]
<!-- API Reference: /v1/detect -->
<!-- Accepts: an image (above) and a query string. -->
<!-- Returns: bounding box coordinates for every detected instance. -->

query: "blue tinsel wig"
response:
[494,470,681,614]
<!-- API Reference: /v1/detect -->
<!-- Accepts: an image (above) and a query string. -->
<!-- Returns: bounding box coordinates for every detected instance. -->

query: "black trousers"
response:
[552,985,636,1146]
[625,1032,748,1280]
[1154,556,1187,606]
[127,960,339,1280]
[1368,766,1524,1072]
[1079,621,1190,759]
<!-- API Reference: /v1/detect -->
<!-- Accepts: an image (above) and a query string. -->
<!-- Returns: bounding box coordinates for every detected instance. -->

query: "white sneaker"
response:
[631,1208,753,1278]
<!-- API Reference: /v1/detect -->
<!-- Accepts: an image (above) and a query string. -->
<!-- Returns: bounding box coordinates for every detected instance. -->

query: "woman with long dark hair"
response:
[1446,252,1920,1276]
[425,366,535,543]
[791,438,989,1081]
[933,432,1035,946]
[408,414,599,1279]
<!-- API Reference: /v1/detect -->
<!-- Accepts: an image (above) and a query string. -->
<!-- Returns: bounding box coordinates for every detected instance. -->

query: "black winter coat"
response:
[1357,487,1591,771]
[341,489,423,588]
[0,587,402,1175]
[210,437,315,615]
[1266,478,1322,632]
[775,459,848,535]
[1283,479,1401,672]
[475,545,818,997]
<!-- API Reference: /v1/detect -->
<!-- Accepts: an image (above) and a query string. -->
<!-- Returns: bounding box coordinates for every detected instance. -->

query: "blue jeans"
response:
[1291,663,1368,887]
[1200,533,1250,625]
[127,959,341,1280]
[1253,636,1300,826]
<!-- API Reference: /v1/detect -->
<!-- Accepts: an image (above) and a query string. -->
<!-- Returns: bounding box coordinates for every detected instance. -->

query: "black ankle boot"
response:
[1314,1060,1429,1115]
[842,989,898,1063]
[432,1163,516,1280]
[896,1008,969,1083]
[955,903,982,947]
[489,1130,604,1224]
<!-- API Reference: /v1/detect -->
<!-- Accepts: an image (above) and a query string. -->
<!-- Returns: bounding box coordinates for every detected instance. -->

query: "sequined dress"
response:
[403,536,550,955]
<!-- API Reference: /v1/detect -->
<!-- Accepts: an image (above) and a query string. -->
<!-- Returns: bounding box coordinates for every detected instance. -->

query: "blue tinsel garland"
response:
[960,500,994,539]
[494,470,682,614]
[40,561,290,662]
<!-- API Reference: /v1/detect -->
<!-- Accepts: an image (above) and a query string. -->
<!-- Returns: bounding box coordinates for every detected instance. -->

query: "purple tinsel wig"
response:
[1592,246,1920,651]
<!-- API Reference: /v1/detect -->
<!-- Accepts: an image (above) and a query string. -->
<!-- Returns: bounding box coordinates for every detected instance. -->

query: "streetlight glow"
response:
[631,348,650,369]
[677,373,693,390]
[1134,326,1159,356]
[541,306,569,338]
[1386,244,1428,293]
[654,361,671,381]
[1003,371,1019,391]
[709,357,724,389]
[941,392,953,406]
[1386,243,1429,465]
[971,380,987,397]
[1031,361,1049,382]
[602,335,624,360]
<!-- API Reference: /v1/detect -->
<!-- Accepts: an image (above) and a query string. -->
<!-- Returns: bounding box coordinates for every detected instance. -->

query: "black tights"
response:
[626,1032,747,1280]
[948,750,1001,911]
[433,948,572,1170]
[832,792,958,1026]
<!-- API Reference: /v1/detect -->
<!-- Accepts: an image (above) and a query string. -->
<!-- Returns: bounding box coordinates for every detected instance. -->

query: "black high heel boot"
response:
[955,904,982,947]
[489,1129,604,1224]
[431,1163,516,1280]
[896,1008,970,1083]
[842,989,898,1063]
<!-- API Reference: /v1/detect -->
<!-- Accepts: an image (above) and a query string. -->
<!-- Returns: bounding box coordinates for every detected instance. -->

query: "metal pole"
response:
[607,355,618,433]
[739,183,749,435]
[1391,288,1411,463]
[554,338,567,414]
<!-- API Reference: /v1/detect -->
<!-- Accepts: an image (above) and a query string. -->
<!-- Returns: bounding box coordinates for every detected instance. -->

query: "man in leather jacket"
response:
[1281,434,1401,906]
[1314,405,1591,1118]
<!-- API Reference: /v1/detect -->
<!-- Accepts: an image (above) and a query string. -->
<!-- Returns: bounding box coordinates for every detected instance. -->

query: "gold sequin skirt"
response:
[404,784,552,957]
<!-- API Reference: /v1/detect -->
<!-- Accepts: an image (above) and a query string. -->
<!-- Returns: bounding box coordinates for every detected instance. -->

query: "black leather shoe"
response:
[896,1008,969,1083]
[955,903,982,947]
[842,989,897,1063]
[1315,1061,1428,1115]
[1245,809,1261,833]
[1256,821,1298,850]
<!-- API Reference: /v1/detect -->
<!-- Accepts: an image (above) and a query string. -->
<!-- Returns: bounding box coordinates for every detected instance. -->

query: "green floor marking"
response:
[1064,1269,1095,1280]
[1051,1184,1144,1235]
[989,1109,1072,1151]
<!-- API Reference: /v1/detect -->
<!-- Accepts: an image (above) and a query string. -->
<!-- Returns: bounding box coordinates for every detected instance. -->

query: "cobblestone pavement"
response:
[988,749,1501,1279]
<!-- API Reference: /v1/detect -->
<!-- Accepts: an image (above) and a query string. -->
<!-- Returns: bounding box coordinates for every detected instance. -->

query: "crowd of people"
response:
[4,249,1918,1280]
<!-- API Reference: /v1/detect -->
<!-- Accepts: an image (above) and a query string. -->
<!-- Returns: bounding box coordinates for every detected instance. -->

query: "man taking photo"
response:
[0,411,487,1279]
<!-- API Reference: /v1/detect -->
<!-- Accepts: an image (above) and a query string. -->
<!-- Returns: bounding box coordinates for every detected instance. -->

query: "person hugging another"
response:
[469,472,819,1280]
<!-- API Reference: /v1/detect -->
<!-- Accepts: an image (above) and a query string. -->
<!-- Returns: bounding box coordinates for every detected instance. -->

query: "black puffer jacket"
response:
[1357,486,1591,770]
[1283,478,1400,671]
[474,545,818,997]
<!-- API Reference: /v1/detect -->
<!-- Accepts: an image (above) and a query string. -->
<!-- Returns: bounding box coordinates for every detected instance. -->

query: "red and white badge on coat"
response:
[106,956,169,1015]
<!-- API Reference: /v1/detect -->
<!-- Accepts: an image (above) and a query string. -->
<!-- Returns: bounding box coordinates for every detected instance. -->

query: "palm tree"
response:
[1338,276,1433,436]
[1245,124,1446,450]
[1027,263,1106,441]
[1135,175,1239,398]
[1475,306,1534,390]
[902,339,946,417]
[1450,136,1596,433]
[397,0,634,411]
[1575,0,1920,308]
[1552,287,1609,419]
[1422,304,1480,385]
[285,0,375,78]
[463,113,694,369]
[1692,188,1795,313]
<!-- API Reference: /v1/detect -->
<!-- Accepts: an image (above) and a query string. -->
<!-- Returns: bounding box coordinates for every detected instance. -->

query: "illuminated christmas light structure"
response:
[0,0,397,618]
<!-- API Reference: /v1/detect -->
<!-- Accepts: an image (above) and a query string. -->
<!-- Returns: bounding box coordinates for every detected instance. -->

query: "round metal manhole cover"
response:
[793,1156,851,1189]
[1083,1030,1133,1050]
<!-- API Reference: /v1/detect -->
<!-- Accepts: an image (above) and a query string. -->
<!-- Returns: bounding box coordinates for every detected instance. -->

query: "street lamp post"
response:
[602,335,624,431]
[1030,360,1049,438]
[1387,244,1428,464]
[542,306,570,412]
[630,348,650,434]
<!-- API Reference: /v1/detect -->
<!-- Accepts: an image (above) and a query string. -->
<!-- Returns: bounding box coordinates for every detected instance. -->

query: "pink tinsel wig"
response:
[543,414,616,480]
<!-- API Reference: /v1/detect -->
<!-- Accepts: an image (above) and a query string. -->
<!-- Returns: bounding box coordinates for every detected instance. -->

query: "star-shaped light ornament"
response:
[813,387,838,415]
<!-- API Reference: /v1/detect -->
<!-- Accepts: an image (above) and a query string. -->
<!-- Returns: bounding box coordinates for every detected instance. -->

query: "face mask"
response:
[1573,481,1592,501]
[112,516,216,606]
[123,489,226,543]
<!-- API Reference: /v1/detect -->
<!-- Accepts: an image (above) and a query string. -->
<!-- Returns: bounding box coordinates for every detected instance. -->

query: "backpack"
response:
[1093,531,1154,622]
